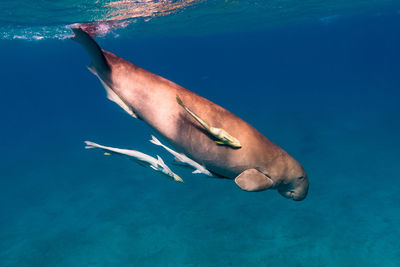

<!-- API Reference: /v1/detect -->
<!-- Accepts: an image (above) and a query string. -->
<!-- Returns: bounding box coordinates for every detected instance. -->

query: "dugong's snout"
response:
[278,175,309,201]
[291,182,308,201]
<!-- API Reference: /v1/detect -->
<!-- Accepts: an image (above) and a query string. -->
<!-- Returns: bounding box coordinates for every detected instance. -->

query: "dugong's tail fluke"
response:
[72,27,139,120]
[71,28,111,82]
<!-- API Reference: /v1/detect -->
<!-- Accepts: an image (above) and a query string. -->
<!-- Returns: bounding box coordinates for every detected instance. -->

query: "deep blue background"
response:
[0,13,399,266]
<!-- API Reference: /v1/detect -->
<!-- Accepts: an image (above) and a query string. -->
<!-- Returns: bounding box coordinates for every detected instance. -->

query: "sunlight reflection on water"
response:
[0,0,398,40]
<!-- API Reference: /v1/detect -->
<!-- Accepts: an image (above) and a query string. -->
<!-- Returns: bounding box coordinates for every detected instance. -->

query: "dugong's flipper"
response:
[235,169,274,192]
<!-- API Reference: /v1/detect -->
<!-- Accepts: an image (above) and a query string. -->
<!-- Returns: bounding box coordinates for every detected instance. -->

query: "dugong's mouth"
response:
[288,191,296,200]
[279,190,293,199]
[291,192,303,201]
[280,190,305,201]
[291,190,308,201]
[278,180,308,201]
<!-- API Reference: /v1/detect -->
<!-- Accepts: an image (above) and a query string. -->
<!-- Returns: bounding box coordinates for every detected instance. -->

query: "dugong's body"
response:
[73,28,309,201]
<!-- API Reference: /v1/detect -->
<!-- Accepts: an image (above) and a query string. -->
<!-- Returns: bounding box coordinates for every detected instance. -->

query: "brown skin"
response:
[73,29,309,201]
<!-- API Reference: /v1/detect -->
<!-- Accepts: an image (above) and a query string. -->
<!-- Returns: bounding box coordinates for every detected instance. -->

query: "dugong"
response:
[72,28,309,201]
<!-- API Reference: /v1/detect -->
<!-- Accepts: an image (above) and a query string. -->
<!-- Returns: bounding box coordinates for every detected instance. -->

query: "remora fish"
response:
[84,141,183,183]
[150,135,212,176]
[176,95,241,149]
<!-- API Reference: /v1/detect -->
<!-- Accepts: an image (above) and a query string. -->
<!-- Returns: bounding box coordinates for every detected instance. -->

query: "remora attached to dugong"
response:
[176,95,241,148]
[72,28,309,201]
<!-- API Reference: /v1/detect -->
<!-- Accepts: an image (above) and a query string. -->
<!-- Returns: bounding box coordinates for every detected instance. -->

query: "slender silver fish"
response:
[150,135,212,176]
[85,141,183,182]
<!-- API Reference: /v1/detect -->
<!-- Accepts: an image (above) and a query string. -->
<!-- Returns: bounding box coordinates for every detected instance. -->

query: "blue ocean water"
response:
[1,1,400,266]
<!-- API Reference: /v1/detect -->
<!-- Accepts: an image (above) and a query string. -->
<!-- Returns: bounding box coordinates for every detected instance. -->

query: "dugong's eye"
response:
[298,176,304,180]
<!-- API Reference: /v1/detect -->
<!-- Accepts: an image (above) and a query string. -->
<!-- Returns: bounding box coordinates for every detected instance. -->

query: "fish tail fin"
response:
[71,27,111,83]
[85,141,116,156]
[84,141,100,149]
[149,135,162,146]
